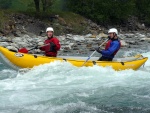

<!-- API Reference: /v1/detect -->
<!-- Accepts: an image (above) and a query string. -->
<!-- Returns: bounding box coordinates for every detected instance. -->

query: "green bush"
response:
[1,0,150,27]
[0,10,10,32]
[0,0,12,9]
[65,0,136,25]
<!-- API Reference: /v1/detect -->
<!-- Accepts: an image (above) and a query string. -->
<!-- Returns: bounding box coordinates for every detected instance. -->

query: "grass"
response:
[0,10,10,31]
[51,11,88,34]
[0,0,89,35]
[22,10,88,34]
[11,0,33,11]
[0,9,88,35]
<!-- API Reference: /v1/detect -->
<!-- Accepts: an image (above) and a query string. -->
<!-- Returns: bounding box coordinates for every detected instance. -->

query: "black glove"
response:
[50,42,56,47]
[94,47,102,53]
[50,42,56,51]
[108,36,111,39]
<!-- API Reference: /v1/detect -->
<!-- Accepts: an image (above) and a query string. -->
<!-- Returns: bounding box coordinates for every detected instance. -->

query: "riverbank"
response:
[0,11,103,37]
[0,32,150,57]
[1,11,150,36]
[0,11,150,57]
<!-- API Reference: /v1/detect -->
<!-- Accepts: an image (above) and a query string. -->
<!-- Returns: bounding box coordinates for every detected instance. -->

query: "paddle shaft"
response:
[81,38,109,66]
[28,47,38,51]
[18,43,50,53]
[31,43,50,50]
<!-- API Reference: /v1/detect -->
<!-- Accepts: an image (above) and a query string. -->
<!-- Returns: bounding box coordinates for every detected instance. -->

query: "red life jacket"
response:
[40,37,61,57]
[105,39,121,55]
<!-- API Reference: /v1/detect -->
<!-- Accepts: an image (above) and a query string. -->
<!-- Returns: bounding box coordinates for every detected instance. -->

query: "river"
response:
[0,50,150,113]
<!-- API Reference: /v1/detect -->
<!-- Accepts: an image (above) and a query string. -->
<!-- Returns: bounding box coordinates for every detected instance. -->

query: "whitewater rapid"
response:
[0,51,150,113]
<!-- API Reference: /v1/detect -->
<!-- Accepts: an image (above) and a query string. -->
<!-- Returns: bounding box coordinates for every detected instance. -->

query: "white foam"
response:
[0,51,150,112]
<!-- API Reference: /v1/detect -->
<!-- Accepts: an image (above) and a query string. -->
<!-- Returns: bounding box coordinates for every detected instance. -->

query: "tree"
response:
[135,0,150,24]
[0,0,12,9]
[33,0,53,12]
[41,0,46,12]
[34,0,40,12]
[65,0,136,25]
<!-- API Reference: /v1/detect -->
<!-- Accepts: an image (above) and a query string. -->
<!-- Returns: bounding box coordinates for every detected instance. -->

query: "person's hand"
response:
[94,47,102,53]
[50,42,56,47]
[49,42,56,51]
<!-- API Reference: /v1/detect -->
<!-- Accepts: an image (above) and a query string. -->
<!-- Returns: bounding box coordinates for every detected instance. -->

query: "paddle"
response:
[18,47,38,53]
[18,44,49,53]
[81,38,109,66]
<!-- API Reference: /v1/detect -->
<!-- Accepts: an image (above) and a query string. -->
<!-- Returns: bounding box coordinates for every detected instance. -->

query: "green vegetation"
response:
[1,0,150,27]
[0,11,5,30]
[58,12,87,34]
[0,10,10,31]
[65,0,150,25]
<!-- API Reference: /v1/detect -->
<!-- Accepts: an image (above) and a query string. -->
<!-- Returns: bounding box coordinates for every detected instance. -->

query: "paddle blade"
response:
[18,48,28,53]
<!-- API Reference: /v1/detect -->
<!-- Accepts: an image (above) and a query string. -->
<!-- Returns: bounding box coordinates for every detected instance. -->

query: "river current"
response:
[0,50,150,113]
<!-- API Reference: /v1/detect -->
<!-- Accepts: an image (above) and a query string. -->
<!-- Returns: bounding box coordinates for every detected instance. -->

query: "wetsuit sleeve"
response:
[52,38,61,51]
[101,41,120,56]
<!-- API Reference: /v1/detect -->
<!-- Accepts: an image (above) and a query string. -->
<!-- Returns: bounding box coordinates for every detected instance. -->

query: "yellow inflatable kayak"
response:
[0,46,148,71]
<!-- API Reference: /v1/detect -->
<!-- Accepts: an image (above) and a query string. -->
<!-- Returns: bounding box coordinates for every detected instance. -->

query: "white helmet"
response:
[46,27,54,32]
[108,28,118,35]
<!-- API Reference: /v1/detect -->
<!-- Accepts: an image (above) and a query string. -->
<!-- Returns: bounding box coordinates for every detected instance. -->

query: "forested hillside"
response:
[65,0,150,25]
[1,0,150,25]
[0,0,150,36]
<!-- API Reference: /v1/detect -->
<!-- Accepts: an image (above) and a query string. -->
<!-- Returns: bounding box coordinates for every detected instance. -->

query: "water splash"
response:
[0,51,149,113]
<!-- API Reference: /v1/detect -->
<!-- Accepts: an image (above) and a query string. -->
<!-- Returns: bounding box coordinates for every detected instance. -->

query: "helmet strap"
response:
[113,33,117,39]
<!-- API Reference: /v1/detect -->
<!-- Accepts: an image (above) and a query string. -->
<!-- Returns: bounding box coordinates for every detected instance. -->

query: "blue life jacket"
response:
[101,38,121,58]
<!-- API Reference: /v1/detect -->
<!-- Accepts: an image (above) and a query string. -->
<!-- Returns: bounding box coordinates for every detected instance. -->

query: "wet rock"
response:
[118,34,126,39]
[22,35,31,39]
[146,33,150,37]
[0,42,10,47]
[38,42,44,46]
[85,34,92,38]
[73,35,85,41]
[17,42,28,47]
[120,40,128,47]
[137,23,145,30]
[58,36,66,41]
[89,48,95,51]
[124,34,135,38]
[90,35,96,38]
[77,43,82,45]
[1,31,150,56]
[129,44,139,48]
[86,44,92,48]
[33,49,42,54]
[97,33,108,38]
[63,50,71,53]
[126,40,137,45]
[66,35,73,40]
[136,33,146,38]
[13,29,24,37]
[69,43,74,48]
[140,38,150,42]
[6,46,18,52]
[12,37,23,43]
[86,40,94,44]
[10,43,19,49]
[80,45,86,48]
[63,46,70,50]
[0,37,12,42]
[72,47,79,50]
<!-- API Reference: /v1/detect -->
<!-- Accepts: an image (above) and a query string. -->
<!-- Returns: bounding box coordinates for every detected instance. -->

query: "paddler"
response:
[95,28,121,61]
[38,27,61,57]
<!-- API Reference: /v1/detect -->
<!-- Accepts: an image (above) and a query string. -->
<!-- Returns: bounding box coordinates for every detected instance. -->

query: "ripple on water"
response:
[0,51,149,113]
